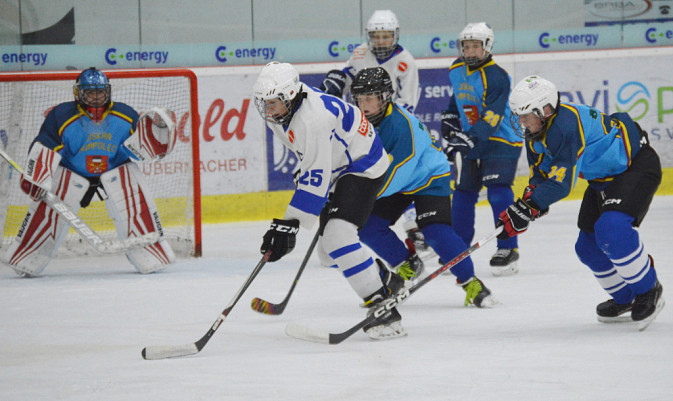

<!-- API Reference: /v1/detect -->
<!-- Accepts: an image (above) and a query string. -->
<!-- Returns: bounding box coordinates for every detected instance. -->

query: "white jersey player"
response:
[2,67,177,277]
[254,61,407,339]
[319,9,419,112]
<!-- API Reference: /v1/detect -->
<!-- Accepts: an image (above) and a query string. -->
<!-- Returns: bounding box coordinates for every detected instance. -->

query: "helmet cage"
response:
[366,10,400,60]
[458,22,494,67]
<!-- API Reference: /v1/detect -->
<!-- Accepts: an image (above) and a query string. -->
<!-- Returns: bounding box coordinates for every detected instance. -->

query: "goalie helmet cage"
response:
[0,68,202,258]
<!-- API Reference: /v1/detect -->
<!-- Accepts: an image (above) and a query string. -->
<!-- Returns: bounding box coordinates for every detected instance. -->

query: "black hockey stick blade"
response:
[285,227,502,344]
[251,230,320,315]
[141,252,271,360]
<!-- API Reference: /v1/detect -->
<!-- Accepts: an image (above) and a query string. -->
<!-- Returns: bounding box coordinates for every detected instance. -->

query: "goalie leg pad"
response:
[101,163,175,273]
[2,167,88,276]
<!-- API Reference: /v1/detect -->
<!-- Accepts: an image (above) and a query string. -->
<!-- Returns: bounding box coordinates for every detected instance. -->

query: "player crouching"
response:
[1,67,176,277]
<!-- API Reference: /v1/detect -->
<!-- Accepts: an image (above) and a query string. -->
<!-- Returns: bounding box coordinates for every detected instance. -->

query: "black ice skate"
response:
[596,299,633,323]
[459,276,498,308]
[489,248,519,277]
[362,288,406,340]
[632,280,665,331]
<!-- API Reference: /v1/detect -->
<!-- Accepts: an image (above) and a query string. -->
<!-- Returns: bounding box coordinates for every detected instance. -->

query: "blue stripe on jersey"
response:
[328,243,362,260]
[339,133,384,176]
[343,257,374,278]
[288,189,326,216]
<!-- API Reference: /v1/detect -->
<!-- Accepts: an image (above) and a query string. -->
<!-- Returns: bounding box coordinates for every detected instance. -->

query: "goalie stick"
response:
[141,251,271,360]
[285,226,503,344]
[0,147,159,254]
[251,229,320,315]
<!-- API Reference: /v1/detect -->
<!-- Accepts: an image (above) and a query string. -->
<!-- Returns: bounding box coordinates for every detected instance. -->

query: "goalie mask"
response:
[366,10,400,60]
[509,75,559,141]
[458,22,494,67]
[253,62,302,125]
[350,67,394,126]
[74,67,111,122]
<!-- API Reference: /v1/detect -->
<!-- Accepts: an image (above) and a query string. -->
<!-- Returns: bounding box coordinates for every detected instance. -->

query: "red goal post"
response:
[0,68,202,258]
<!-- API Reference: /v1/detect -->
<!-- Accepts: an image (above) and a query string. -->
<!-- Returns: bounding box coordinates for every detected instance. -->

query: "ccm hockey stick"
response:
[142,251,271,360]
[0,147,159,254]
[285,226,503,344]
[251,229,320,315]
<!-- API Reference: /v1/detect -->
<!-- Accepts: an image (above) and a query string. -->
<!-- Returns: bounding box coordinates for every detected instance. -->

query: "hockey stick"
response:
[251,229,320,315]
[285,226,503,344]
[0,147,159,254]
[142,251,271,360]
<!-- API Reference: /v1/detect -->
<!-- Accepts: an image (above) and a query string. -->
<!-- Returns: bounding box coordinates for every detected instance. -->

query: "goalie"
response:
[2,67,177,277]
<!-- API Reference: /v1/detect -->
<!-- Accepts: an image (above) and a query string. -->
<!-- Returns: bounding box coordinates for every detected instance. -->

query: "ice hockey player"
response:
[440,22,523,276]
[2,67,176,277]
[352,67,497,309]
[253,61,406,340]
[318,9,424,253]
[500,75,664,330]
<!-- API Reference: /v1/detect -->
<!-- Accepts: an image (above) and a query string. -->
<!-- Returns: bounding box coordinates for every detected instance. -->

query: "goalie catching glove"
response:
[260,218,300,262]
[124,107,177,162]
[496,185,548,240]
[20,142,61,201]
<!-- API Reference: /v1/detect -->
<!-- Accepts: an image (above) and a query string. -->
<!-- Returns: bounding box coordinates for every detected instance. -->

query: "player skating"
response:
[2,67,176,277]
[253,61,406,340]
[352,67,497,309]
[440,22,523,276]
[317,10,424,250]
[499,75,664,330]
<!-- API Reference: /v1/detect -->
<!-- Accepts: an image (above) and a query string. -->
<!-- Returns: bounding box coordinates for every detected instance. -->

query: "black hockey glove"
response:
[440,111,462,139]
[318,69,347,97]
[444,131,475,162]
[261,218,300,262]
[496,188,546,240]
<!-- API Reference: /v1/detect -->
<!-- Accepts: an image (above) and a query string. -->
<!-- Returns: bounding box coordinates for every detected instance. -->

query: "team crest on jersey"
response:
[462,105,479,126]
[398,62,407,72]
[86,155,109,174]
[288,130,295,143]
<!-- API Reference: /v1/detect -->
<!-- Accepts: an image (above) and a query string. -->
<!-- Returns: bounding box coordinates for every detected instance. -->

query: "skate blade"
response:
[366,323,407,340]
[597,315,632,324]
[476,295,501,308]
[491,261,519,277]
[637,297,665,331]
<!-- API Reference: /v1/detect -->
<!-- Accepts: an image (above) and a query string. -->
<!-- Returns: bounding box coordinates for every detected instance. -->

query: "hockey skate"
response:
[489,248,519,277]
[632,280,665,331]
[406,228,428,251]
[459,276,498,308]
[395,251,425,281]
[596,299,632,323]
[362,289,406,340]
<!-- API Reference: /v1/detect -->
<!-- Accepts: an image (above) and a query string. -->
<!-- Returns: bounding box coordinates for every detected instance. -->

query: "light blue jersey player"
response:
[498,75,664,330]
[353,67,498,309]
[441,22,523,276]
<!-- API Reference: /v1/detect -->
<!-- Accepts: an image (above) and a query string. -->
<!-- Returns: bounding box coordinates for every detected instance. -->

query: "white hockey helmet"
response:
[366,10,400,60]
[253,61,301,125]
[509,75,559,140]
[458,22,494,66]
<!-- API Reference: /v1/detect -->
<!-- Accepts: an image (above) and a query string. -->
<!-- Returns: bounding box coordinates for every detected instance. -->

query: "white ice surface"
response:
[1,197,671,401]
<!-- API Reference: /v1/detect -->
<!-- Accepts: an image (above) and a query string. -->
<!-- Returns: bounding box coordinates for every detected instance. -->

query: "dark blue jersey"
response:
[447,58,521,160]
[527,104,642,210]
[33,101,139,177]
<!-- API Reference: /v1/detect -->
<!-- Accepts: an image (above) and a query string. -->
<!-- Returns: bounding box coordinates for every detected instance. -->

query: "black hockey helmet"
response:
[350,67,394,126]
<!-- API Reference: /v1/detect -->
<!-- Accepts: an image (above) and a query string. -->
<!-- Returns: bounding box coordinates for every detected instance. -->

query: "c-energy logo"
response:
[430,37,458,54]
[328,41,360,57]
[645,27,673,43]
[538,32,599,48]
[215,45,276,64]
[616,81,650,120]
[105,48,168,65]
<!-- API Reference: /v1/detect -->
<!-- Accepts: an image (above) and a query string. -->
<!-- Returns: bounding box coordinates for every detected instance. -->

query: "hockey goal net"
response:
[0,68,202,258]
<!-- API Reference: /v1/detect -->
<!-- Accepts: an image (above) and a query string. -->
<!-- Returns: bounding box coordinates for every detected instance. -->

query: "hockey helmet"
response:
[458,22,494,67]
[509,75,559,140]
[253,61,302,125]
[366,10,400,60]
[350,67,394,126]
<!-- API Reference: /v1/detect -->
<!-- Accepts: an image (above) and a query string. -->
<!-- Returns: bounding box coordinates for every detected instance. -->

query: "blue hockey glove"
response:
[444,131,475,162]
[318,69,347,97]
